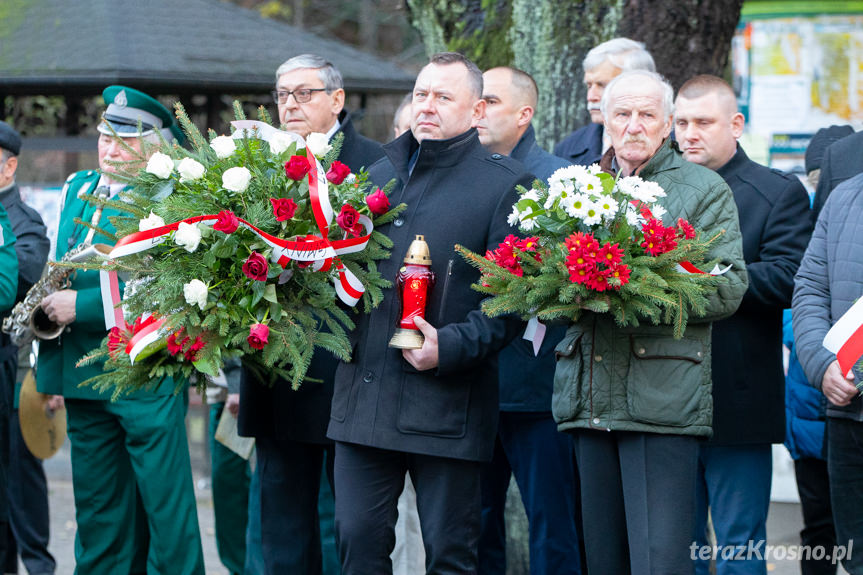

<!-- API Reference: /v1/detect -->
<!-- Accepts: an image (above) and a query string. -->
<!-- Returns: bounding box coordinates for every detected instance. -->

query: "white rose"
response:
[268,131,295,156]
[138,211,166,232]
[305,132,332,158]
[174,221,202,253]
[222,166,252,193]
[210,135,236,159]
[145,152,174,179]
[177,157,206,182]
[183,279,209,310]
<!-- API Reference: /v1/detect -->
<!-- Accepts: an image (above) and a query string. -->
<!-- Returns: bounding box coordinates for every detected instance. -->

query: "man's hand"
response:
[225,393,240,417]
[40,290,77,326]
[821,360,859,406]
[46,395,65,412]
[402,317,439,371]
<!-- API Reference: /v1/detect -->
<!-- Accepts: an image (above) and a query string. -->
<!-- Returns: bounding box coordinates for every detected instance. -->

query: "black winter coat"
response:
[553,122,604,167]
[238,112,384,443]
[812,130,863,220]
[710,146,812,444]
[326,128,533,461]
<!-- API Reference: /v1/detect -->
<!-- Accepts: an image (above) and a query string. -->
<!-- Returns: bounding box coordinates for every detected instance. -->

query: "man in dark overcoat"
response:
[327,52,533,574]
[238,53,384,574]
[812,129,863,219]
[675,75,813,575]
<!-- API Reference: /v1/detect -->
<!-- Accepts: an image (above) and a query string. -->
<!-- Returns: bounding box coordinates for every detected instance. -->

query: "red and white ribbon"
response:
[823,298,863,376]
[99,134,372,336]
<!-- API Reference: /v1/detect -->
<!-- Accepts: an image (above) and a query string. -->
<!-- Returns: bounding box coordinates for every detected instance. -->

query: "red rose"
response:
[213,209,239,234]
[270,197,298,222]
[247,323,269,350]
[336,204,363,237]
[326,161,351,185]
[242,251,269,281]
[284,155,311,181]
[365,188,390,215]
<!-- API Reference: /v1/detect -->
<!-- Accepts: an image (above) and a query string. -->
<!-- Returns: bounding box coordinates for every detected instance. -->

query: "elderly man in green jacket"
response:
[37,86,204,575]
[552,70,748,575]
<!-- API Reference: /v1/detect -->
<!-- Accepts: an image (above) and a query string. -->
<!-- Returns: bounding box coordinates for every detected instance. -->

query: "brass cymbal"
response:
[18,369,66,459]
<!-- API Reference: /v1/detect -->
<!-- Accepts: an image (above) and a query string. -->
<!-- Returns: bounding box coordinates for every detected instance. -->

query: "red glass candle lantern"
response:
[388,235,435,349]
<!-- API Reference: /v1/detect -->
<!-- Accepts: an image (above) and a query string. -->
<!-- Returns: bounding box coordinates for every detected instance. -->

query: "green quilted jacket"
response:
[553,139,748,438]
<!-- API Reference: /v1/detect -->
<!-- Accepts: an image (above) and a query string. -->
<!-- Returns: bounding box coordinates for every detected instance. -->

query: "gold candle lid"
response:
[404,235,432,265]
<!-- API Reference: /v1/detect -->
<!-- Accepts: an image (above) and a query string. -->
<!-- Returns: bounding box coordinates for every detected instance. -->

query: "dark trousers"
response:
[478,411,583,575]
[826,418,863,574]
[0,361,12,573]
[334,441,482,575]
[795,457,837,575]
[694,444,772,575]
[573,429,700,575]
[7,408,55,575]
[256,436,336,575]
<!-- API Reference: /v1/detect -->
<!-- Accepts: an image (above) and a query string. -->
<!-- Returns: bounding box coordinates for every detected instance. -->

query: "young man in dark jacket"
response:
[328,52,533,574]
[675,75,813,575]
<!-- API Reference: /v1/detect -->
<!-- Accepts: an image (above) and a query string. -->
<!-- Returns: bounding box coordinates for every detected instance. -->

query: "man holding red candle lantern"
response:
[327,52,534,574]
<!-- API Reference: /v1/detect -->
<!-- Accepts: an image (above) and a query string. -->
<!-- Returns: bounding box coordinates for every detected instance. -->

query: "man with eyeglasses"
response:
[239,53,384,574]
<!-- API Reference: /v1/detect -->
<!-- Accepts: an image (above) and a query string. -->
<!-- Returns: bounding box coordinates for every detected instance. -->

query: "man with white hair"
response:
[554,37,655,166]
[552,70,748,574]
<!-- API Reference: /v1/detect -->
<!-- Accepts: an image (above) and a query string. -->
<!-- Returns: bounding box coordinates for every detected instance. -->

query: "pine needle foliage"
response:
[75,104,404,397]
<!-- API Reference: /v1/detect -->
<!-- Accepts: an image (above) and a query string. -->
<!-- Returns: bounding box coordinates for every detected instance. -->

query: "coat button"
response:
[592,418,600,425]
[491,153,503,160]
[362,371,374,383]
[594,354,602,362]
[696,351,703,358]
[637,347,646,355]
[393,218,404,227]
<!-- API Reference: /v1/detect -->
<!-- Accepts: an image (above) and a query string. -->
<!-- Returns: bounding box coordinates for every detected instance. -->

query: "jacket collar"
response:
[510,124,538,163]
[715,144,748,180]
[383,128,482,182]
[336,109,357,141]
[0,181,20,211]
[572,122,604,156]
[602,137,681,178]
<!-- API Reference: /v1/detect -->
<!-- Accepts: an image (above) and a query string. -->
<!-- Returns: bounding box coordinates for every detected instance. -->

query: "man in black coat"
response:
[238,53,384,575]
[475,66,582,575]
[812,129,863,220]
[327,52,533,574]
[554,38,655,166]
[675,76,813,575]
[0,121,54,575]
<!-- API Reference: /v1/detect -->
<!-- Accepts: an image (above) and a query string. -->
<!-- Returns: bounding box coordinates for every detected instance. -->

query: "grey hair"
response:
[583,38,655,73]
[600,70,675,119]
[275,54,343,92]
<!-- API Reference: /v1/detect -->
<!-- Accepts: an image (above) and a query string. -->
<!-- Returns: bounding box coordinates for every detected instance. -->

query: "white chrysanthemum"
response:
[519,216,538,231]
[596,195,620,221]
[582,203,602,226]
[562,193,592,219]
[650,204,667,220]
[586,163,602,175]
[507,205,521,226]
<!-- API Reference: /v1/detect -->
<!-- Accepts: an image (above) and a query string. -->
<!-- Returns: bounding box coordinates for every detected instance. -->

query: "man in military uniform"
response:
[37,86,204,575]
[0,123,21,575]
[0,120,54,575]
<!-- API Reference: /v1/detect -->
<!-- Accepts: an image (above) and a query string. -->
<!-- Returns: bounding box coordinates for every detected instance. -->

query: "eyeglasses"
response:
[271,88,327,104]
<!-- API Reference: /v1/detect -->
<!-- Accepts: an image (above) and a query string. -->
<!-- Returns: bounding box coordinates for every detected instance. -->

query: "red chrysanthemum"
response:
[677,218,696,240]
[597,243,623,267]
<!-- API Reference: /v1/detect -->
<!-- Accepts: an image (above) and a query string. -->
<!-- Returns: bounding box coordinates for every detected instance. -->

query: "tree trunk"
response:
[406,0,744,149]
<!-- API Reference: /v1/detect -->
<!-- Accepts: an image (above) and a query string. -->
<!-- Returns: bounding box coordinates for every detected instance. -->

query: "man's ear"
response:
[517,106,534,128]
[330,88,346,115]
[471,99,487,127]
[2,155,17,178]
[730,112,745,139]
[661,115,673,139]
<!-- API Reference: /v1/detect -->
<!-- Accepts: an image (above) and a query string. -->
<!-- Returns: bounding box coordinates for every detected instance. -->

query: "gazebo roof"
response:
[0,0,415,95]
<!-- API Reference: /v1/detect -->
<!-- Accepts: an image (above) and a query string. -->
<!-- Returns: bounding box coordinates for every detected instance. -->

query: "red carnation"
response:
[326,161,351,185]
[242,251,269,281]
[366,188,391,215]
[284,155,311,181]
[108,326,127,358]
[213,210,239,234]
[270,197,298,222]
[247,323,270,350]
[336,204,364,237]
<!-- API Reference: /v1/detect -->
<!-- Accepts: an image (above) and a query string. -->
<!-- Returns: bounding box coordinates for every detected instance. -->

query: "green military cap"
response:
[98,85,185,144]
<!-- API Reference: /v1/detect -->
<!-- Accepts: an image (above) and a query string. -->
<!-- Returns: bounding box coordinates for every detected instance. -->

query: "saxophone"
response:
[2,186,113,347]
